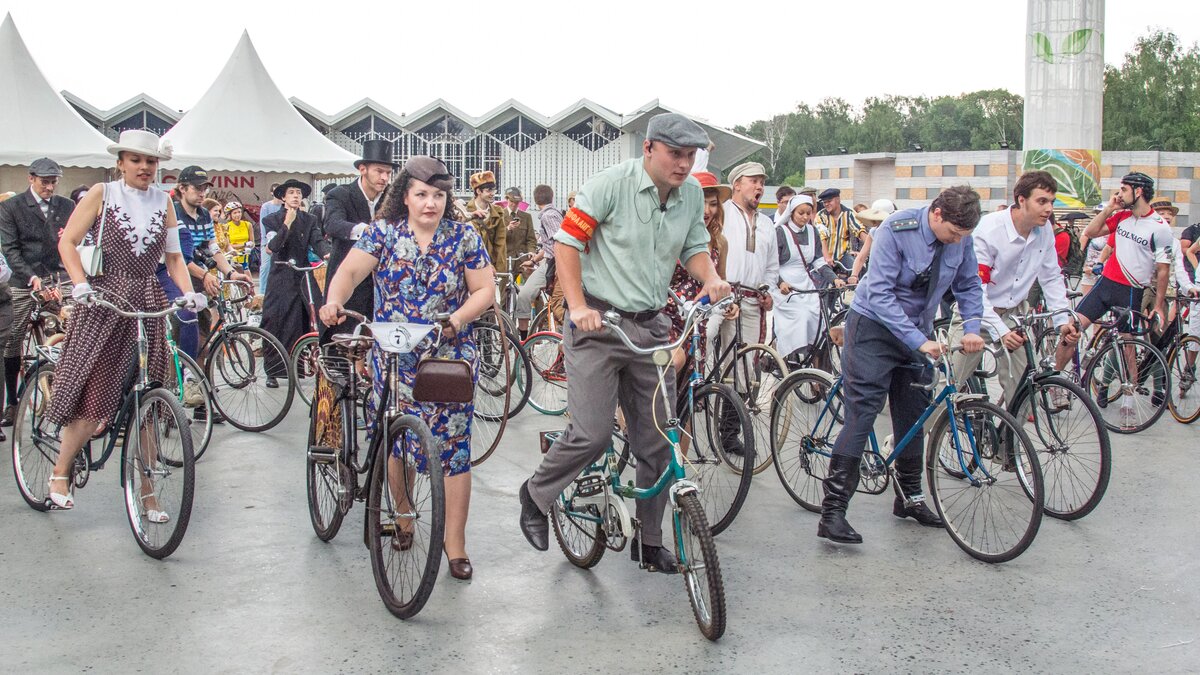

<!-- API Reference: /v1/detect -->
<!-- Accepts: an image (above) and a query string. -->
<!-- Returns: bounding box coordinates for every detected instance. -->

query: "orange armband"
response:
[978,264,992,284]
[561,207,598,243]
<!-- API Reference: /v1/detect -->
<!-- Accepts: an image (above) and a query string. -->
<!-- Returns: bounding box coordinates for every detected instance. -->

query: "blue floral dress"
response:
[355,217,490,476]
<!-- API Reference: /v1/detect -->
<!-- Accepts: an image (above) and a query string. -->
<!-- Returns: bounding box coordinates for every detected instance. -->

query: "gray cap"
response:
[645,113,710,149]
[505,186,522,199]
[728,162,767,185]
[29,157,62,177]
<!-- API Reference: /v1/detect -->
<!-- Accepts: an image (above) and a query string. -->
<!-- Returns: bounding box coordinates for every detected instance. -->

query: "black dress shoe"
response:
[893,496,945,528]
[518,481,549,551]
[265,377,279,389]
[632,542,679,574]
[193,406,226,425]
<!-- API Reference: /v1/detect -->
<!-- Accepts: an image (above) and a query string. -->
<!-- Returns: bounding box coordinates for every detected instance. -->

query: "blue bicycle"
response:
[769,348,1045,563]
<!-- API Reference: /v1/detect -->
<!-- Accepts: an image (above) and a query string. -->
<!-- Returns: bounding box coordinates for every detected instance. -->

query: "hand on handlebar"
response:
[71,282,98,306]
[919,340,947,359]
[569,306,603,332]
[961,333,985,354]
[183,292,209,312]
[1000,330,1026,352]
[202,273,221,295]
[319,302,344,327]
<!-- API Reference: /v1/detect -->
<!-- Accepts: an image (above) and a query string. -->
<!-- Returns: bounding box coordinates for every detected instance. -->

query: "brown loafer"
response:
[391,531,413,552]
[447,557,472,580]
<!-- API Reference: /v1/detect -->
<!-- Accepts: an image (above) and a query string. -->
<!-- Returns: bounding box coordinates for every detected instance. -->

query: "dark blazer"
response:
[323,181,376,314]
[0,189,73,289]
[262,208,330,305]
[504,207,537,266]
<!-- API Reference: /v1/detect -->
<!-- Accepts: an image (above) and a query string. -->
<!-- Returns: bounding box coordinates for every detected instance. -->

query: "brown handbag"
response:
[412,355,474,404]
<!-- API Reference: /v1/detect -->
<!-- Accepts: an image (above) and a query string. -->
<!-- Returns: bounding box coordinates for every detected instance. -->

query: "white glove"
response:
[71,282,98,305]
[183,292,209,312]
[351,223,369,240]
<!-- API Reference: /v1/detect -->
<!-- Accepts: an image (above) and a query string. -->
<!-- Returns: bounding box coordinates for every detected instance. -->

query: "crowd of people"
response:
[3,111,1191,581]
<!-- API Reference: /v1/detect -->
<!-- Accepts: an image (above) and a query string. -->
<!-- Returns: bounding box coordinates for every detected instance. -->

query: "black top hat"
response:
[274,178,312,200]
[355,139,396,169]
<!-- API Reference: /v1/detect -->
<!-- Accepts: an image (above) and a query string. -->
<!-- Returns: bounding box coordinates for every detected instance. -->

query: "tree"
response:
[1103,30,1200,151]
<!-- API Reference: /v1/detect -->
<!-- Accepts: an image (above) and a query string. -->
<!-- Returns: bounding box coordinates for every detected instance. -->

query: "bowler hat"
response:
[355,139,396,169]
[274,179,312,199]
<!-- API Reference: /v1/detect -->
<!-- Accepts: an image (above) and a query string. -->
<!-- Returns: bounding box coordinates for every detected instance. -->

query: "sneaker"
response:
[0,405,14,428]
[182,380,204,408]
[1048,387,1071,412]
[1119,395,1136,429]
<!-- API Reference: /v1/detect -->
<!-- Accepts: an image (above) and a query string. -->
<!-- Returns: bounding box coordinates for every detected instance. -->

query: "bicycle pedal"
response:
[307,446,338,464]
[573,475,605,498]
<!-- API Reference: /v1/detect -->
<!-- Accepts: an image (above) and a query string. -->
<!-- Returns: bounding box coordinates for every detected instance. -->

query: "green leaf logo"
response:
[1033,32,1054,63]
[1060,28,1094,55]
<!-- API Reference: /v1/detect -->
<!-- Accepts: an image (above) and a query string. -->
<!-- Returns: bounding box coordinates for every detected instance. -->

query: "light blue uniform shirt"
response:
[852,206,983,350]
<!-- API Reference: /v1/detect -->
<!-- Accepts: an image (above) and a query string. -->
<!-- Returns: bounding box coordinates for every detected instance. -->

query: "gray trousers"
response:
[950,304,1028,405]
[514,262,549,319]
[5,288,35,359]
[527,312,675,547]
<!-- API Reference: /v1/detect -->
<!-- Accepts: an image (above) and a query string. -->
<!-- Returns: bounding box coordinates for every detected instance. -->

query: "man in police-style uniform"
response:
[819,186,986,545]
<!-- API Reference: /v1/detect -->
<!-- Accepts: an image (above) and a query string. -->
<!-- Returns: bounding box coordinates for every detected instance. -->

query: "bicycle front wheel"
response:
[367,414,445,620]
[291,334,321,408]
[687,383,754,535]
[1083,337,1169,433]
[720,343,787,474]
[927,399,1043,564]
[523,331,568,415]
[770,371,838,513]
[122,388,195,559]
[674,491,725,641]
[306,379,351,541]
[470,321,511,465]
[205,325,295,432]
[173,350,214,461]
[12,362,58,511]
[1166,335,1200,423]
[1012,375,1111,520]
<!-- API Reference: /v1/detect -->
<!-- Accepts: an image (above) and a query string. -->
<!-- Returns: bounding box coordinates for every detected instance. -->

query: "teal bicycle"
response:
[770,346,1045,563]
[546,296,732,641]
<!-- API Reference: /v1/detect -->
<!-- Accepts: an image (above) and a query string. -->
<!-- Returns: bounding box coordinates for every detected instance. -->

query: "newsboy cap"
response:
[645,113,710,149]
[728,162,767,185]
[818,187,841,201]
[29,157,63,177]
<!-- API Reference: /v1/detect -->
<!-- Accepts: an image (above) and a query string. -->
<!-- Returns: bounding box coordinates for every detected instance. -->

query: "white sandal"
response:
[48,476,74,510]
[140,493,170,524]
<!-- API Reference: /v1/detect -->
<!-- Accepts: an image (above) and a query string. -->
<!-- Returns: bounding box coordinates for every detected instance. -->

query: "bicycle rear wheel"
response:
[470,322,511,466]
[550,476,608,568]
[927,399,1043,563]
[122,388,195,559]
[1166,336,1200,423]
[1083,337,1169,433]
[686,383,753,535]
[205,325,295,432]
[1012,375,1111,520]
[720,343,786,474]
[674,491,725,641]
[306,378,351,541]
[291,334,321,408]
[523,331,568,415]
[11,363,58,511]
[367,414,445,619]
[173,350,214,461]
[770,371,839,513]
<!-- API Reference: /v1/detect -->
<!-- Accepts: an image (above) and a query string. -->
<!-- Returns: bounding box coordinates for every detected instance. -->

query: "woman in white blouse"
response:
[771,195,843,363]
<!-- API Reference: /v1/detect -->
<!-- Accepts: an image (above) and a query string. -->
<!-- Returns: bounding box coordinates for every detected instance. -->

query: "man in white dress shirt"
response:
[950,171,1079,404]
[717,161,778,348]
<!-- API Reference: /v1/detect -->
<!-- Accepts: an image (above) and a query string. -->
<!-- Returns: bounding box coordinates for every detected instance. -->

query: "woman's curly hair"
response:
[377,169,459,223]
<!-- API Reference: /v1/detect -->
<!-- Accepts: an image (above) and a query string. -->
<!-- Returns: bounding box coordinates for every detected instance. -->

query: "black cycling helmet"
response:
[1120,171,1156,201]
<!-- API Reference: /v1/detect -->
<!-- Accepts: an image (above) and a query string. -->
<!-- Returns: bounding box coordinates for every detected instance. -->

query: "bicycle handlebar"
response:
[276,260,327,272]
[85,295,189,319]
[603,295,734,356]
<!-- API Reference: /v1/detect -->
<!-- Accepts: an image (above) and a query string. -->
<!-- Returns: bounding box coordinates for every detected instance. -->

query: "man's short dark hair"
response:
[775,185,796,201]
[533,184,554,207]
[931,185,982,230]
[1013,171,1058,204]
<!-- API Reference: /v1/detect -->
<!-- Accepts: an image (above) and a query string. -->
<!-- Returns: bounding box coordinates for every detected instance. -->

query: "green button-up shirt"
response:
[554,158,710,312]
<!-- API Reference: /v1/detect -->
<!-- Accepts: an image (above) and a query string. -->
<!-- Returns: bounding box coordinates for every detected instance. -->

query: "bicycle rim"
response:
[122,389,195,559]
[687,383,753,535]
[1084,337,1169,434]
[721,344,787,474]
[292,335,321,407]
[769,371,837,513]
[12,364,58,511]
[470,322,510,465]
[674,491,725,641]
[206,326,295,432]
[1167,337,1200,423]
[174,350,214,461]
[523,332,568,415]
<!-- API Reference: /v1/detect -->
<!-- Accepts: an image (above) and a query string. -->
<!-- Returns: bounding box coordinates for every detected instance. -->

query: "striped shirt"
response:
[817,207,864,260]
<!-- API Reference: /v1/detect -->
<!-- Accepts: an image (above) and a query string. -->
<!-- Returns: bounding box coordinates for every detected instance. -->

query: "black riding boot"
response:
[892,451,944,528]
[818,454,863,544]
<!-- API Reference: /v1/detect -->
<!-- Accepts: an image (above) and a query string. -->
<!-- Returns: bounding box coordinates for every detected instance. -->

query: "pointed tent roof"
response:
[0,14,113,169]
[163,31,357,175]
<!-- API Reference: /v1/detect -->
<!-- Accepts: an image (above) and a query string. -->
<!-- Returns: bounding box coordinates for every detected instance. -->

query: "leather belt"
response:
[583,291,660,322]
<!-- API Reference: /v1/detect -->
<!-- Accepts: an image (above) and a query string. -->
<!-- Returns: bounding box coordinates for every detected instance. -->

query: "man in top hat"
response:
[465,171,508,274]
[260,179,330,387]
[817,187,871,284]
[518,112,730,573]
[321,139,395,340]
[0,157,73,428]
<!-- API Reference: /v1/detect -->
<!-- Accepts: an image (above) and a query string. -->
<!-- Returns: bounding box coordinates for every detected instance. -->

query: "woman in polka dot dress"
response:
[45,130,206,516]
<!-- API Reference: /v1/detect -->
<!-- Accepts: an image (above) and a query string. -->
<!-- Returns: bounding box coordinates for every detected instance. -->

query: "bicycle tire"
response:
[687,382,754,535]
[122,388,195,560]
[719,343,787,475]
[470,321,511,466]
[306,381,349,541]
[1011,374,1111,520]
[173,350,214,461]
[291,334,321,408]
[674,491,726,641]
[522,331,568,415]
[11,362,57,511]
[550,478,608,568]
[506,331,533,419]
[1082,336,1169,434]
[366,414,445,620]
[205,325,295,432]
[770,370,838,513]
[926,399,1043,563]
[1166,335,1200,424]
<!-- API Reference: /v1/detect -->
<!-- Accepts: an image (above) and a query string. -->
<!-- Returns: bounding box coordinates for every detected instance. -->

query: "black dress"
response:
[259,209,330,373]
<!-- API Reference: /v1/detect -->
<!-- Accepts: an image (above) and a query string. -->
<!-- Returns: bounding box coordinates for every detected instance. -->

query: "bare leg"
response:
[443,473,471,559]
[49,418,97,501]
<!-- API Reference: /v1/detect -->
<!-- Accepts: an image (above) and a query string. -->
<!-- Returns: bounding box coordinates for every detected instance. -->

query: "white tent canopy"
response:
[163,31,358,176]
[0,13,113,169]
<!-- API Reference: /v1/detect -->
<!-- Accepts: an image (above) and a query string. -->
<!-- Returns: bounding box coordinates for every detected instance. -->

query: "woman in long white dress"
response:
[770,195,843,363]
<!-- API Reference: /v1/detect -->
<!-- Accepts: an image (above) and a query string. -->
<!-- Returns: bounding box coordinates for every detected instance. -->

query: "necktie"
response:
[924,241,946,306]
[39,199,49,218]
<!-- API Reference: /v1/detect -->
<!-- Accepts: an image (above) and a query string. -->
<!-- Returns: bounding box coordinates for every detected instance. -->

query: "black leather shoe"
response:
[193,406,226,425]
[818,454,863,544]
[893,496,945,528]
[0,428,7,442]
[265,377,279,389]
[632,542,679,574]
[518,481,549,551]
[1,405,14,428]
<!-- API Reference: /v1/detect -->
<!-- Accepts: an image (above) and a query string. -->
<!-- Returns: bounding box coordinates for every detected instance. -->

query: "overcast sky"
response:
[4,0,1197,129]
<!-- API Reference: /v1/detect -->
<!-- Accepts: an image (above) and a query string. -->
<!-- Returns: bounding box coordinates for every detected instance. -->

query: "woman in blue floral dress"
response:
[320,156,495,581]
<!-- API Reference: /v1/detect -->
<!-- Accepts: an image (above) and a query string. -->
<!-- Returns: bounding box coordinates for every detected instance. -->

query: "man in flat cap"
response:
[719,160,778,347]
[817,187,872,285]
[518,112,731,573]
[0,158,73,428]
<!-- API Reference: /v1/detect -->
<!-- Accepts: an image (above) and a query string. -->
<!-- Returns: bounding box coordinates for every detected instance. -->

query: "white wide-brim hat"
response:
[107,129,173,160]
[857,198,898,224]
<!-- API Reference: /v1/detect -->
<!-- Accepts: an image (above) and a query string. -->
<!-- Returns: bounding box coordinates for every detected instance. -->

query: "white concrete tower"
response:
[1021,0,1105,209]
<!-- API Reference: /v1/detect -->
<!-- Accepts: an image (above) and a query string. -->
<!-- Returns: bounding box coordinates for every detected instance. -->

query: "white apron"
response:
[771,222,823,356]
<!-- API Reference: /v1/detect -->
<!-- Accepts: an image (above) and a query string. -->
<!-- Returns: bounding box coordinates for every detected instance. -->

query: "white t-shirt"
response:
[1101,209,1173,288]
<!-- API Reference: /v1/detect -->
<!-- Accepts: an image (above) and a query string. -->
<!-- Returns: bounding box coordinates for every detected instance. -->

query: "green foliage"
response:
[737,29,1198,182]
